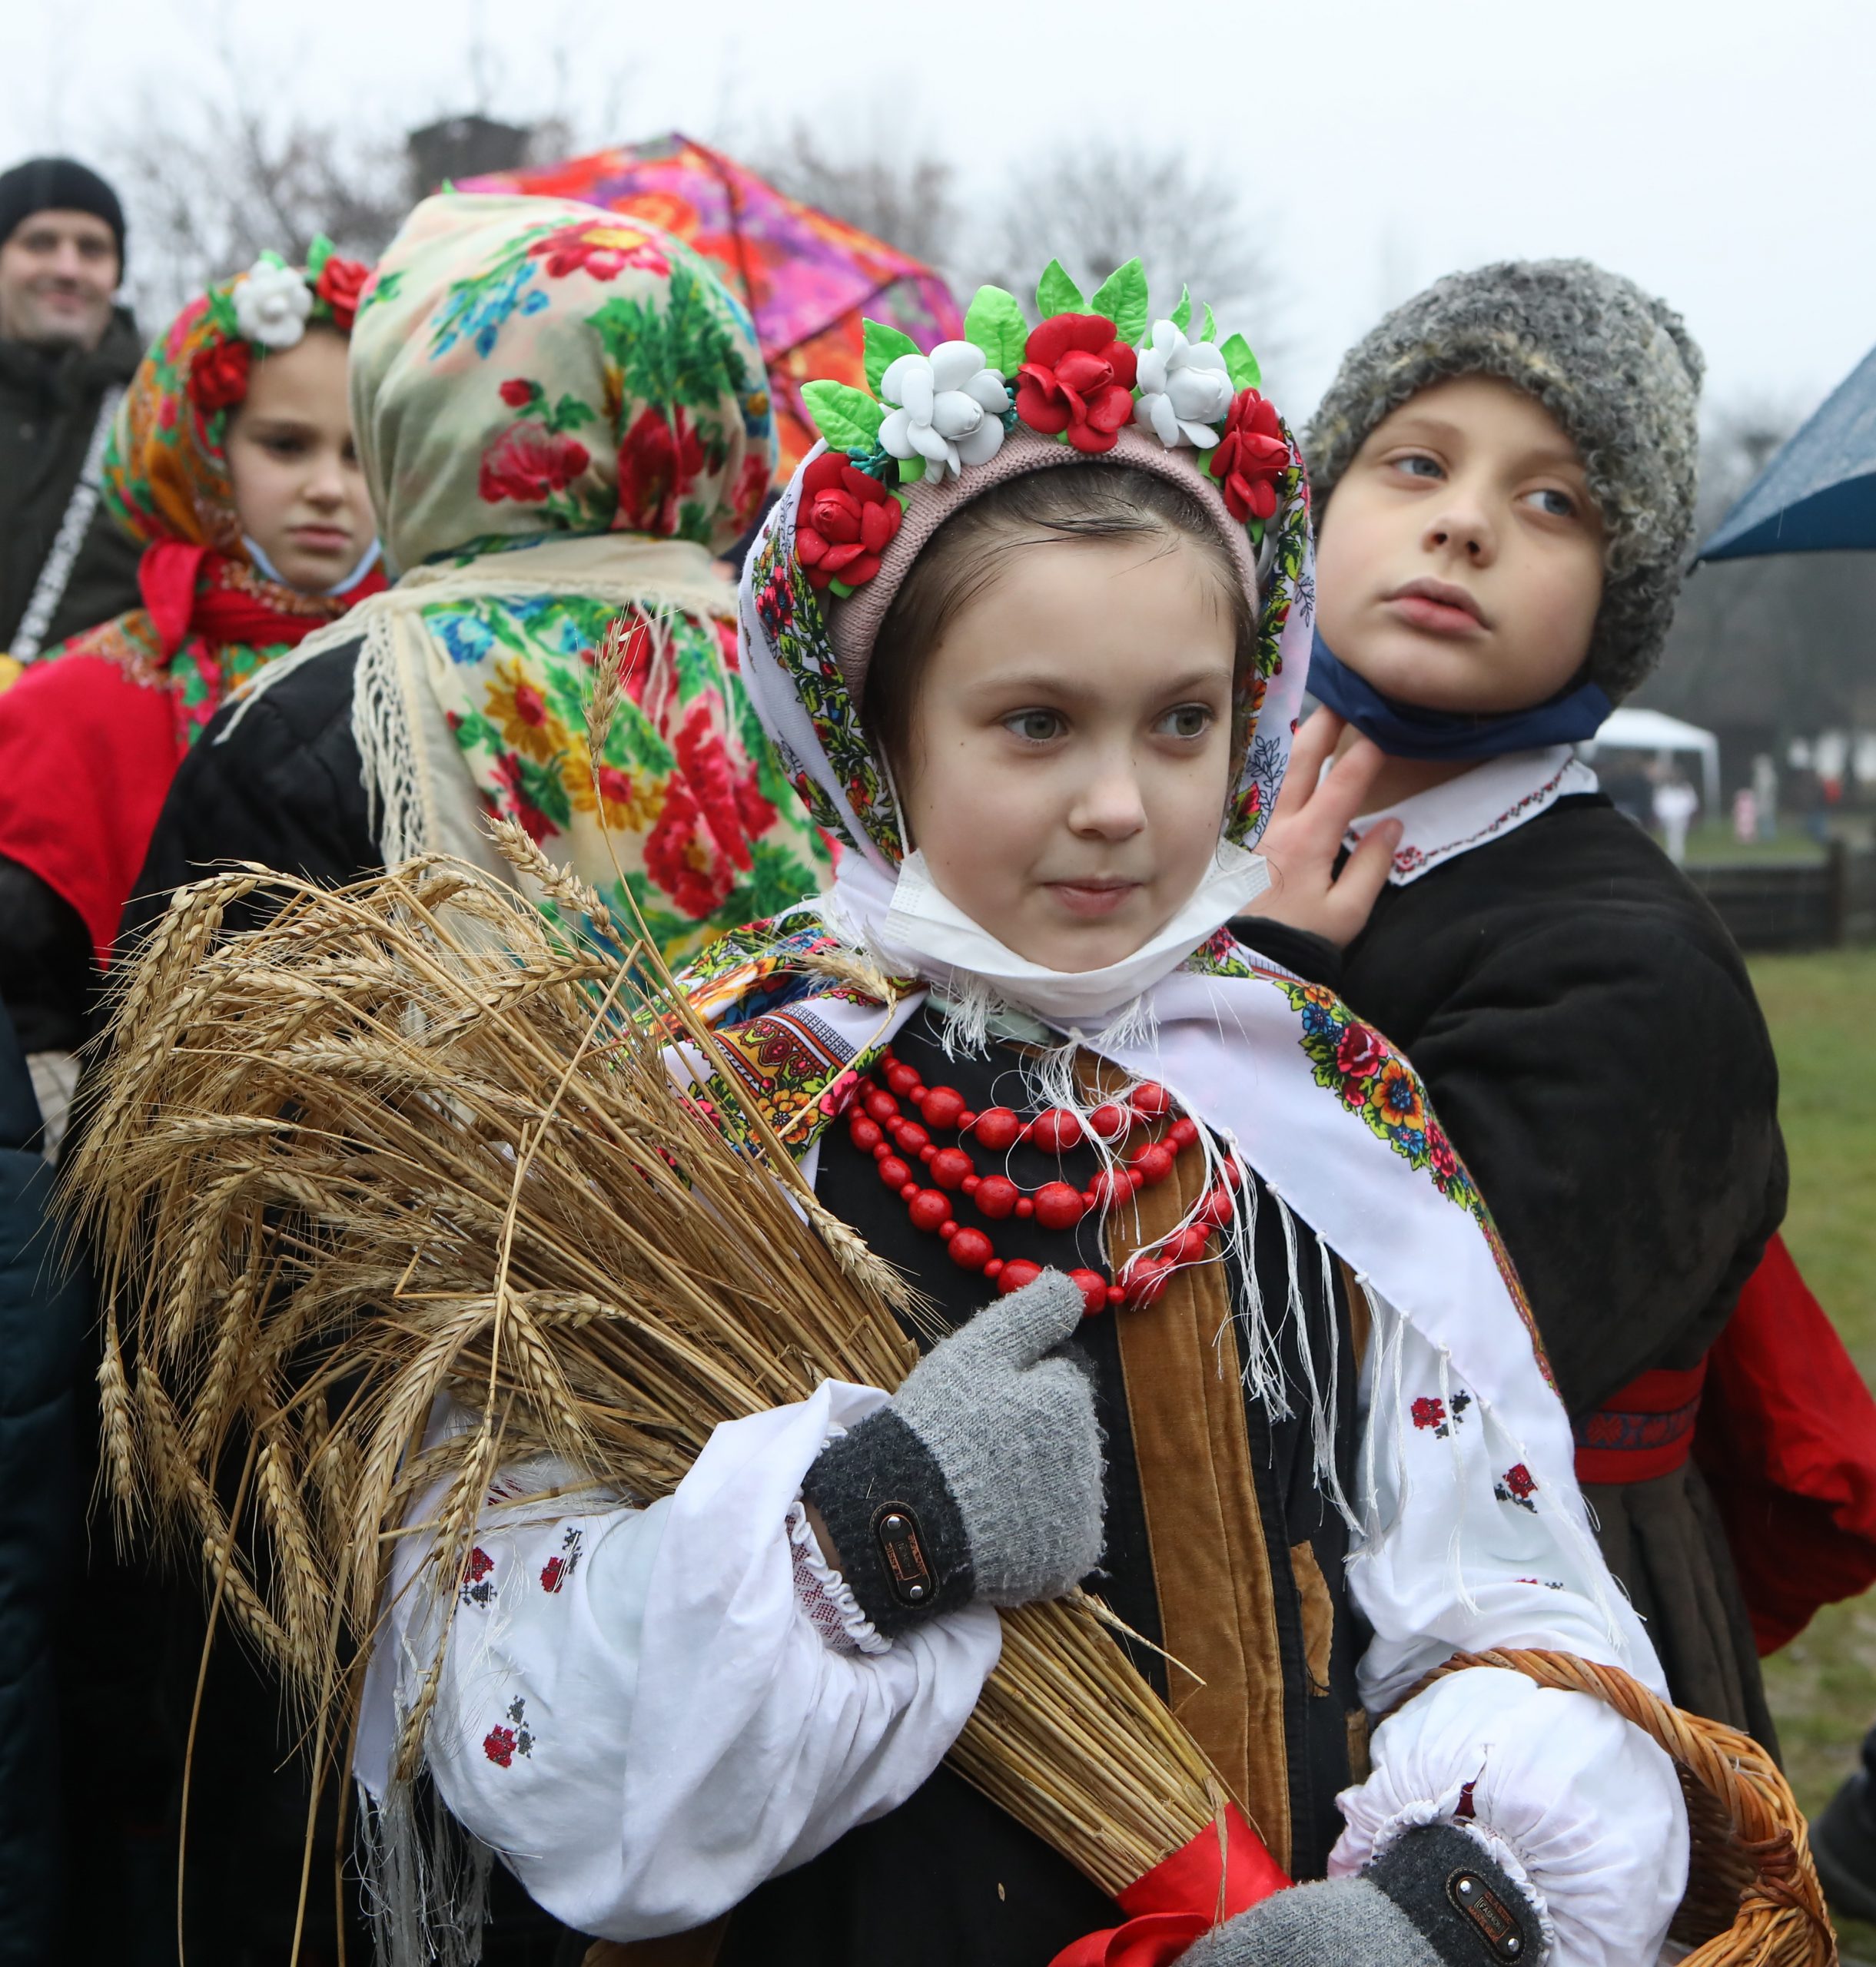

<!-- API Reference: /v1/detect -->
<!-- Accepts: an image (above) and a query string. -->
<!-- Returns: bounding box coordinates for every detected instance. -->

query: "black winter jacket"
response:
[0,307,144,655]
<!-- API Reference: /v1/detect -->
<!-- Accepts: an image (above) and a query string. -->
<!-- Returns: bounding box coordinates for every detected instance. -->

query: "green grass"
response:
[1685,817,1830,865]
[1748,949,1876,1959]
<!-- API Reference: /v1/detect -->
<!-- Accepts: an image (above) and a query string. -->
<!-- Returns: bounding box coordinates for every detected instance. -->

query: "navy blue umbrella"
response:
[1701,341,1876,559]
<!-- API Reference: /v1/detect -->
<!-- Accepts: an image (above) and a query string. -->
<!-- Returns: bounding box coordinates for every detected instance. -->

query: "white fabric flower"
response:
[878,340,1011,483]
[1133,320,1234,449]
[234,257,313,350]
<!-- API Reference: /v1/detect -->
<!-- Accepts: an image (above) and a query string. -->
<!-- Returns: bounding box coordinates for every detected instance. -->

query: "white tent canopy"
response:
[1579,706,1722,814]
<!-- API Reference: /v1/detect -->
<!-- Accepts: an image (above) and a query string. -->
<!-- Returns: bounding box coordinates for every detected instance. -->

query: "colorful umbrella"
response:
[467,132,963,478]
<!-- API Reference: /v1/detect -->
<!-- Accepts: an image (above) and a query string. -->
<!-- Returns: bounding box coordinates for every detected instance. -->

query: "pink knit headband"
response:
[823,425,1262,705]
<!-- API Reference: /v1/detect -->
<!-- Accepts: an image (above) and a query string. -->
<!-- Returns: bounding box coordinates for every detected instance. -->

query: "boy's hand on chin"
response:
[1240,712,1402,948]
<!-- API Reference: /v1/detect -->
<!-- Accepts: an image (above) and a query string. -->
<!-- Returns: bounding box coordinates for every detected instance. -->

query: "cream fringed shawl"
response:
[227,535,832,957]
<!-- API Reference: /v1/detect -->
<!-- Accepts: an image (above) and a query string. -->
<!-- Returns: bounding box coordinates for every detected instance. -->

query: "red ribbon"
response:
[1048,1805,1290,1967]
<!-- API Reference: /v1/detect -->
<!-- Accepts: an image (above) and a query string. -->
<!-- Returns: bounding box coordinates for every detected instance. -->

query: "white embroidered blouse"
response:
[357,1286,1685,1967]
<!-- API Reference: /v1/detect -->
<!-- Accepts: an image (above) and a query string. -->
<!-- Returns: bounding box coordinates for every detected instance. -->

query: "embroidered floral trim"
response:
[787,1499,889,1656]
[1495,1463,1539,1513]
[1272,977,1558,1392]
[1356,753,1593,886]
[483,1697,536,1766]
[1411,1391,1473,1438]
[540,1527,584,1594]
[460,1546,496,1608]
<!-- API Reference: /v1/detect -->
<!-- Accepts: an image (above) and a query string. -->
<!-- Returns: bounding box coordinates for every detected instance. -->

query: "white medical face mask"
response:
[829,842,1270,1030]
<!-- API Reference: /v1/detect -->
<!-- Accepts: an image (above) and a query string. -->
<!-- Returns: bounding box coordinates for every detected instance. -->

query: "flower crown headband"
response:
[794,256,1289,596]
[186,235,371,421]
[740,254,1316,867]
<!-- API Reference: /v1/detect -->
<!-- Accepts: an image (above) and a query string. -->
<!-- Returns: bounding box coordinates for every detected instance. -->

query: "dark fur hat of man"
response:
[1306,258,1703,703]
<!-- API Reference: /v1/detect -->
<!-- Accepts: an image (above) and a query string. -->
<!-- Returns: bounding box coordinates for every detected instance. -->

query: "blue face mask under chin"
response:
[1303,632,1612,763]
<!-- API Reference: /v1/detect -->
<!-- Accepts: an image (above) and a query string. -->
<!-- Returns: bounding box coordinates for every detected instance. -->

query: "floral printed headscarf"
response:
[47,243,383,738]
[350,193,773,572]
[0,248,385,963]
[299,194,830,961]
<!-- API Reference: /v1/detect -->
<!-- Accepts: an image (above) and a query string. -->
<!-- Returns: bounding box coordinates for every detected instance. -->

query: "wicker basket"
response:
[1419,1650,1836,1967]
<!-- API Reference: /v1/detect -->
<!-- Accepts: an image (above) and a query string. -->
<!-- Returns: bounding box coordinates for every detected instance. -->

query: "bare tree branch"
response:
[980,143,1285,358]
[748,124,962,272]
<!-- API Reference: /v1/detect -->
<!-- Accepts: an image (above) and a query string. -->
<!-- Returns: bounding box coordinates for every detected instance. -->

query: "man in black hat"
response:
[0,157,144,663]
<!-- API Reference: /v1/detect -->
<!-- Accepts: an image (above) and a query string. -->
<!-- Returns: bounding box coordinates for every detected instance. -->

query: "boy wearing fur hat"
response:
[1253,260,1782,1743]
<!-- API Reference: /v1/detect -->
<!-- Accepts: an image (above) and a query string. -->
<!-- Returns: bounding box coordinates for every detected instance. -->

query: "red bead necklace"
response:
[845,1046,1241,1316]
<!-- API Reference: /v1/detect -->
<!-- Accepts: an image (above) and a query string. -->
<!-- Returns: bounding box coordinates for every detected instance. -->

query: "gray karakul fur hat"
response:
[1305,258,1704,702]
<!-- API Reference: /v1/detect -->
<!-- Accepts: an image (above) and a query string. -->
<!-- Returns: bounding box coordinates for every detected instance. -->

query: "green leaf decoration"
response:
[1200,304,1217,346]
[897,453,926,485]
[863,318,920,395]
[1090,258,1150,347]
[307,234,334,277]
[1170,286,1192,333]
[891,484,913,512]
[828,576,858,599]
[1035,259,1087,318]
[964,285,1030,374]
[801,380,885,451]
[1220,333,1262,392]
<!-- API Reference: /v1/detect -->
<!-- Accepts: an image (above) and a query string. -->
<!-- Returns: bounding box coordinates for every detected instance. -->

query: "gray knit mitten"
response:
[1176,1826,1544,1967]
[801,1269,1104,1636]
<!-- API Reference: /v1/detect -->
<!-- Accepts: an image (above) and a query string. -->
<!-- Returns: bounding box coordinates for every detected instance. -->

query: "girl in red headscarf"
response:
[0,241,384,1137]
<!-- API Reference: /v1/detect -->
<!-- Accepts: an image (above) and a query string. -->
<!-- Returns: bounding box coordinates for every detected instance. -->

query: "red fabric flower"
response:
[795,451,901,590]
[188,338,252,416]
[499,377,538,408]
[1411,1397,1446,1431]
[313,253,369,330]
[616,405,706,537]
[478,421,592,504]
[1502,1463,1537,1501]
[1015,313,1139,455]
[1210,390,1289,524]
[483,1725,517,1766]
[1335,1023,1386,1078]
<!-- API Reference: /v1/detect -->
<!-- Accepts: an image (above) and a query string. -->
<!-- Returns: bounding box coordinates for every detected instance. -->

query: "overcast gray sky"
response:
[5,0,1872,424]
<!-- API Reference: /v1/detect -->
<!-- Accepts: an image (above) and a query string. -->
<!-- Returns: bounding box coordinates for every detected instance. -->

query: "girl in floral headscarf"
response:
[351,262,1690,1967]
[0,242,383,1142]
[126,193,831,971]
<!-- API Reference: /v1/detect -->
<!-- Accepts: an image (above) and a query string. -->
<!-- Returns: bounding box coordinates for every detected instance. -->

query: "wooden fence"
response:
[1690,841,1876,951]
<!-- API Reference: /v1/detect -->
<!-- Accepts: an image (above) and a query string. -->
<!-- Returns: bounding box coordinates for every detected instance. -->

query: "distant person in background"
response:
[0,158,144,666]
[0,244,383,1153]
[1732,784,1758,846]
[1653,773,1698,863]
[1751,753,1779,842]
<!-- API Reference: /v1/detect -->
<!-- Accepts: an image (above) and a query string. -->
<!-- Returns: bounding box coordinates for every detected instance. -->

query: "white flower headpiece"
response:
[234,253,315,350]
